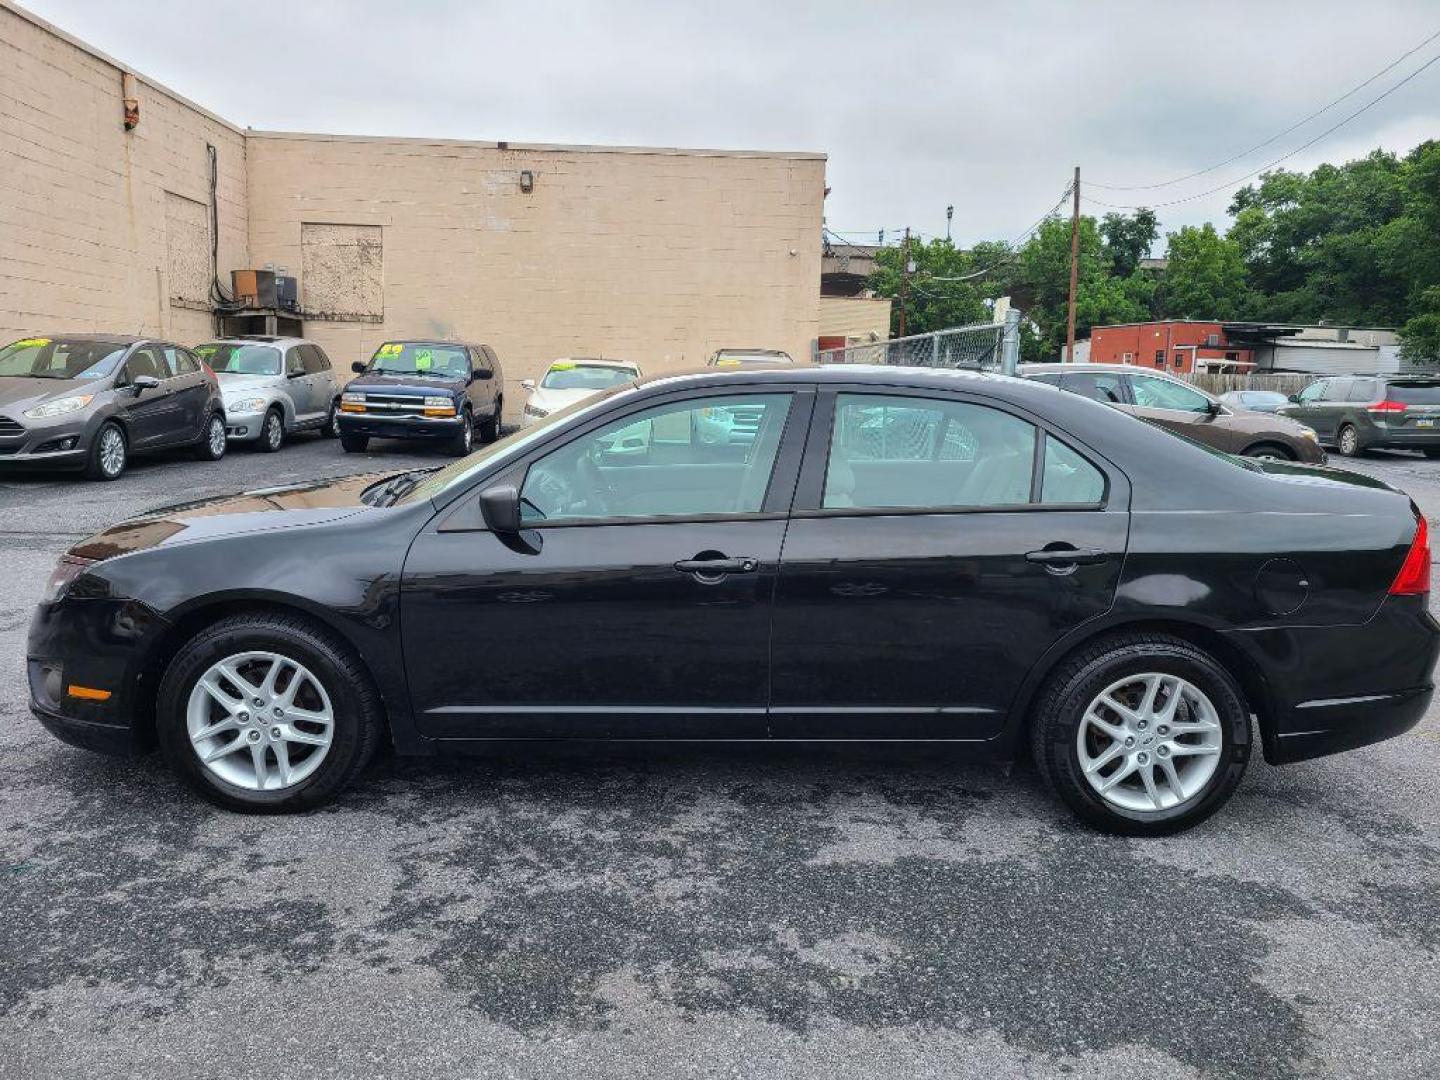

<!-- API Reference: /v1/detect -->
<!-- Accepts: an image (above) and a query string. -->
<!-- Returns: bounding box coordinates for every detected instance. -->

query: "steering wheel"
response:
[524,465,575,520]
[575,449,616,517]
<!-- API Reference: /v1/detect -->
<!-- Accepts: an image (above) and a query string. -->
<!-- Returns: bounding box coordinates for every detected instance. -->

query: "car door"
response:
[1124,372,1234,451]
[160,345,208,439]
[1282,378,1328,433]
[768,388,1128,740]
[400,387,812,740]
[282,345,315,422]
[303,344,337,422]
[115,346,179,448]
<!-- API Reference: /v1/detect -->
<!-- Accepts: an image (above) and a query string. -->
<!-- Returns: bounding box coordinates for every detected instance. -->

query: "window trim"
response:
[490,387,815,531]
[792,386,1111,519]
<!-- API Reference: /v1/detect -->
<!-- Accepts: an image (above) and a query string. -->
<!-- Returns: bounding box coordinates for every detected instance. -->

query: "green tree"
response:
[869,238,1001,336]
[1401,286,1440,365]
[1160,224,1253,320]
[1100,208,1158,277]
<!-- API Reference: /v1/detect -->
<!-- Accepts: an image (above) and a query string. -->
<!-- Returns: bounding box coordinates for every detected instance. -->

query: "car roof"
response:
[11,333,145,346]
[638,363,1048,401]
[380,339,482,348]
[204,336,310,348]
[1020,362,1155,374]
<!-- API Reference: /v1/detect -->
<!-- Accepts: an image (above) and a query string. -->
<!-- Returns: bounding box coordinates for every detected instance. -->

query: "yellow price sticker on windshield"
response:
[550,361,576,371]
[195,345,218,356]
[13,337,50,348]
[716,358,742,367]
[415,349,433,370]
[377,343,403,357]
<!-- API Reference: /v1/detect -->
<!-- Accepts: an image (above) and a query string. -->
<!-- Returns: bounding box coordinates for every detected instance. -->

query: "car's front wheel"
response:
[340,432,369,453]
[449,406,474,456]
[84,421,127,481]
[1030,633,1250,835]
[156,612,384,812]
[480,398,502,443]
[1337,423,1362,457]
[259,408,284,453]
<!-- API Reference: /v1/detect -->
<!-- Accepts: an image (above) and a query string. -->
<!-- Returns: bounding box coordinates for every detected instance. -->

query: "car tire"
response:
[1030,632,1251,836]
[259,408,284,453]
[194,412,228,461]
[1242,442,1293,462]
[340,432,369,454]
[1337,423,1362,458]
[84,421,128,481]
[155,611,384,813]
[321,401,339,438]
[449,407,475,456]
[480,398,501,443]
[1422,448,1440,460]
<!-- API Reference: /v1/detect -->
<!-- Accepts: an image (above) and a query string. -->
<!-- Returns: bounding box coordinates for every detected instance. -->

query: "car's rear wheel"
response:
[259,408,284,453]
[194,412,227,461]
[85,421,128,481]
[1337,423,1362,457]
[1243,442,1293,462]
[1030,633,1250,835]
[321,401,339,438]
[449,406,474,456]
[156,612,383,812]
[480,398,502,443]
[340,432,369,453]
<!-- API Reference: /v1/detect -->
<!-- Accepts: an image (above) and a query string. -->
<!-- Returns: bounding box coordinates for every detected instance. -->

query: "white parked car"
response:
[519,358,641,428]
[195,336,339,452]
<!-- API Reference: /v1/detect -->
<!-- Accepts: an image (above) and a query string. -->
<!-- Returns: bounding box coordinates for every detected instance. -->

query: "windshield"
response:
[397,385,633,506]
[198,342,282,376]
[0,337,127,380]
[366,342,470,379]
[1386,382,1440,406]
[540,363,637,391]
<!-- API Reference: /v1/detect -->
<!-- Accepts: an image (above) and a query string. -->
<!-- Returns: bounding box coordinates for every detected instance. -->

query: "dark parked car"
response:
[1022,363,1325,463]
[0,334,227,480]
[1277,375,1440,458]
[338,340,504,456]
[1219,389,1290,414]
[29,366,1437,834]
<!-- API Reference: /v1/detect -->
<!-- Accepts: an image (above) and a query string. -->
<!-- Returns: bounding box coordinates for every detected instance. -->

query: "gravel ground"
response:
[1,437,1438,1079]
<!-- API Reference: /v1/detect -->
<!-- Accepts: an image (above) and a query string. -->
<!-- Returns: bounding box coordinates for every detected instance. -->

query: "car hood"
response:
[216,373,283,395]
[1220,408,1314,436]
[0,375,97,412]
[348,373,464,395]
[69,472,390,560]
[528,385,610,412]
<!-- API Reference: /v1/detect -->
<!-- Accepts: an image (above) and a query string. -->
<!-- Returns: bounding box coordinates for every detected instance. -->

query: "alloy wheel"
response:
[208,416,227,456]
[186,651,335,792]
[1339,427,1359,456]
[99,427,126,477]
[1076,672,1223,813]
[264,412,283,450]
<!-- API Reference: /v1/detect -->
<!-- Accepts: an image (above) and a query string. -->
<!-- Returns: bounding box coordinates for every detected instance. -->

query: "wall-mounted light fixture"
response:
[519,170,535,194]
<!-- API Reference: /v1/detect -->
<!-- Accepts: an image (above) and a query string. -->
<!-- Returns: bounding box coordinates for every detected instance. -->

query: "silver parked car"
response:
[195,337,340,452]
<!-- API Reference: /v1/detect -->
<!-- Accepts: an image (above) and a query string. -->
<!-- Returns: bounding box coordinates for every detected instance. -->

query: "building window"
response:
[1155,349,1164,364]
[1225,351,1238,362]
[1206,333,1220,347]
[1173,353,1184,369]
[1122,352,1133,363]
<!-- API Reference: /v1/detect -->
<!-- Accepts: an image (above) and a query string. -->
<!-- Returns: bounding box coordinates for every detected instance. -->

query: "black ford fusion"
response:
[28,365,1440,834]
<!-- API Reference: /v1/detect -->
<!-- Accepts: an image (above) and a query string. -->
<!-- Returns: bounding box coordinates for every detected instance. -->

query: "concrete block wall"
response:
[0,1,248,346]
[245,133,824,401]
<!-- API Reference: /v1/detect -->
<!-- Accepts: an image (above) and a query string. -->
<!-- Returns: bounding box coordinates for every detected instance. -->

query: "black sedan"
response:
[27,366,1439,833]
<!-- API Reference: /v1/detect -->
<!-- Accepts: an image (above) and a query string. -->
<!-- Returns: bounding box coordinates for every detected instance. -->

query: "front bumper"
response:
[337,411,463,440]
[224,410,266,441]
[0,412,92,468]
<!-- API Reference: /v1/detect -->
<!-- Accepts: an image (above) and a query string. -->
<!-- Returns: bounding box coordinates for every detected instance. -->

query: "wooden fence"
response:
[1185,372,1317,397]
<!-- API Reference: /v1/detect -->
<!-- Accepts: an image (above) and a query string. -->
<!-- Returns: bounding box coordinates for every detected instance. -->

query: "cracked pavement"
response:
[1,437,1438,1079]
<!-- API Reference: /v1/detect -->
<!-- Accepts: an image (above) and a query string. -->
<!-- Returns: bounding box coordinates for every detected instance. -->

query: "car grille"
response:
[0,416,24,436]
[358,394,433,413]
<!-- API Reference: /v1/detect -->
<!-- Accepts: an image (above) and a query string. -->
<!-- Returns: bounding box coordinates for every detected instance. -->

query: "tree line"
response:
[865,140,1440,363]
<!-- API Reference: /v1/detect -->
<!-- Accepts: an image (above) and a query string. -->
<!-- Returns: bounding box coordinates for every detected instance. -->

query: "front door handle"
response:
[674,555,759,582]
[1025,546,1109,566]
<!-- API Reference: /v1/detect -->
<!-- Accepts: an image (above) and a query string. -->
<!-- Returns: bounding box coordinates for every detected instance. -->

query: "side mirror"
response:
[351,361,368,374]
[478,482,522,534]
[520,378,536,392]
[1207,399,1222,416]
[474,369,493,381]
[1288,394,1301,403]
[132,375,160,392]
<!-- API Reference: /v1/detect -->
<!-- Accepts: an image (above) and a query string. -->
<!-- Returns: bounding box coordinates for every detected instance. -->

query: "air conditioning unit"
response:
[232,269,277,308]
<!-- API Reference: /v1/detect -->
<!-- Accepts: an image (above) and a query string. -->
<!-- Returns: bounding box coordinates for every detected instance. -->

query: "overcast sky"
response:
[24,0,1440,252]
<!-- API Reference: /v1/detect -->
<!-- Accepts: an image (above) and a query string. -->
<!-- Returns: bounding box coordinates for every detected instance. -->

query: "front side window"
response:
[201,343,282,377]
[122,347,164,383]
[824,394,1036,510]
[1296,380,1326,403]
[1129,375,1211,414]
[285,348,305,377]
[519,394,792,524]
[0,337,126,380]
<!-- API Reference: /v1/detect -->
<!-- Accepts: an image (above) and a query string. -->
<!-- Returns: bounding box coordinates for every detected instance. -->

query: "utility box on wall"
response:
[232,269,278,308]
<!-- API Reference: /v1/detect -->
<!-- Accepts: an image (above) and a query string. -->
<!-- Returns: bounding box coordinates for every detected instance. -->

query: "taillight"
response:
[1368,399,1406,414]
[1389,512,1430,596]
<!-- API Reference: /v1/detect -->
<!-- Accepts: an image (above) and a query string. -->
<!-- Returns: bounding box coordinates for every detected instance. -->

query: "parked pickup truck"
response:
[338,340,504,456]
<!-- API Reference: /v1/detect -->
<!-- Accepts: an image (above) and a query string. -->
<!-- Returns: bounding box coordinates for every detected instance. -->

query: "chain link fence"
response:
[816,311,1021,374]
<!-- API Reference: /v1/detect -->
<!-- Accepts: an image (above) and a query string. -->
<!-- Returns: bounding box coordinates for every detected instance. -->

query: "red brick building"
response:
[1087,321,1255,374]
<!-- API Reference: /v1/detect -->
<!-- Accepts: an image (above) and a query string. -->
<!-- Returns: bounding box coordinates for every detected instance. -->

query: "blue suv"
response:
[338,340,504,456]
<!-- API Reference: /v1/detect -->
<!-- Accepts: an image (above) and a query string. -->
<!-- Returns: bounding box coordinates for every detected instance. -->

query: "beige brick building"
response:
[0,1,825,399]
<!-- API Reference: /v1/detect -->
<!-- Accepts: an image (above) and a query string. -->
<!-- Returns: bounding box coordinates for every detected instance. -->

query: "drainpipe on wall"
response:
[121,71,139,131]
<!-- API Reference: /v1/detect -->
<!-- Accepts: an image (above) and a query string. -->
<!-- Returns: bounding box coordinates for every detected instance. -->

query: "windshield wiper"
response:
[372,467,441,506]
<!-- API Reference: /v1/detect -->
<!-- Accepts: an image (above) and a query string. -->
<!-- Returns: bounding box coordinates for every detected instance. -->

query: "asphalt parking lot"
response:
[2,439,1438,1080]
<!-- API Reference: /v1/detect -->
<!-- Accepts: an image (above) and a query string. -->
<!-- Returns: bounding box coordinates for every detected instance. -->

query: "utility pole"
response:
[899,226,911,338]
[1065,166,1080,363]
[945,205,954,242]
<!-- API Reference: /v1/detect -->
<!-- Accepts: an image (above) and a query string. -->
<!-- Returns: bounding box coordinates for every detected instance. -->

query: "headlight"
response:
[1299,427,1319,442]
[24,394,93,419]
[41,555,95,604]
[342,391,366,404]
[227,397,267,413]
[523,403,549,418]
[422,396,453,408]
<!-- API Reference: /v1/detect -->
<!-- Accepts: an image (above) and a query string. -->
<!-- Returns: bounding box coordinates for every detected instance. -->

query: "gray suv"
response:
[1277,375,1440,458]
[0,334,227,480]
[195,337,340,452]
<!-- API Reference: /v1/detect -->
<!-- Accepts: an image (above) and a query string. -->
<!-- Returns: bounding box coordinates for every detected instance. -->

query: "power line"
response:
[919,185,1074,284]
[1083,45,1440,211]
[1088,27,1440,192]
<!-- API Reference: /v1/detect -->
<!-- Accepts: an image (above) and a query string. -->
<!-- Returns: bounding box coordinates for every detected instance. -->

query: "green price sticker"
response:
[415,349,433,370]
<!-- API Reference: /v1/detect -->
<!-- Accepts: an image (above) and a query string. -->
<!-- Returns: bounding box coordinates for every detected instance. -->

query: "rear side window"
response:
[1323,378,1353,401]
[1129,374,1211,413]
[300,344,330,374]
[1062,372,1125,404]
[1042,437,1106,504]
[824,394,1036,510]
[162,347,198,376]
[1386,382,1440,406]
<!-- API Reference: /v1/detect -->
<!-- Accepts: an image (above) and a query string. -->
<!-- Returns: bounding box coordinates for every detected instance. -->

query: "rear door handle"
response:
[1025,546,1109,566]
[674,556,759,580]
